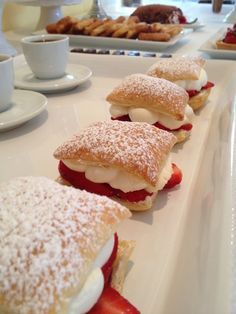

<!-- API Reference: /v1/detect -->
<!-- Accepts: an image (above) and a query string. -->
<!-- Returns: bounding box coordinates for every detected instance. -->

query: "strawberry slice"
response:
[202,81,215,90]
[187,89,199,97]
[154,121,192,132]
[102,233,119,286]
[88,286,140,314]
[164,163,182,189]
[59,161,114,196]
[187,81,214,98]
[111,115,130,121]
[224,28,236,44]
[114,188,153,202]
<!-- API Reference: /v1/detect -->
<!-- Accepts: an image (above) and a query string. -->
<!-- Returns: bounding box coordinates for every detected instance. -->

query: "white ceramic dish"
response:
[36,29,192,52]
[0,89,47,131]
[199,27,236,59]
[14,62,92,93]
[0,53,234,314]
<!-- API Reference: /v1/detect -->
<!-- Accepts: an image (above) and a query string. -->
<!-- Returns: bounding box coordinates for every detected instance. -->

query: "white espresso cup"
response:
[21,34,69,80]
[0,54,14,113]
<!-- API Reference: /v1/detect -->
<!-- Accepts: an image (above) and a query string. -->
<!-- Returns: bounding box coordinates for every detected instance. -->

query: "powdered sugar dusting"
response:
[106,74,188,118]
[0,176,130,314]
[54,121,176,185]
[147,57,202,81]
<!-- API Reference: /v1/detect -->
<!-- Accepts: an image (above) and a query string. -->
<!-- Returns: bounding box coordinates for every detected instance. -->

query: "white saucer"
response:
[14,63,92,93]
[0,90,47,132]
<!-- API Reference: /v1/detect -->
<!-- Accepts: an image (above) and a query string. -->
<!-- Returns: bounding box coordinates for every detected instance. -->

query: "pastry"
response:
[147,56,214,111]
[130,4,187,24]
[46,15,182,42]
[0,176,139,314]
[106,73,193,143]
[216,23,236,50]
[54,121,182,211]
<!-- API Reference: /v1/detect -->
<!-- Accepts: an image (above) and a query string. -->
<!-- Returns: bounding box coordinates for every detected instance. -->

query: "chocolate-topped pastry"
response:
[130,4,186,24]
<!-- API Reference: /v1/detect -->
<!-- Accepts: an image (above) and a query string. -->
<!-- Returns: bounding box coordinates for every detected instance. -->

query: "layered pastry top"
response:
[106,73,189,121]
[146,56,214,111]
[54,120,177,189]
[0,176,131,314]
[147,56,207,90]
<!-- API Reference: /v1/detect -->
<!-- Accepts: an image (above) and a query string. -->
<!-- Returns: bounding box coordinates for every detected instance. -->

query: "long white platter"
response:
[35,29,192,52]
[1,53,235,314]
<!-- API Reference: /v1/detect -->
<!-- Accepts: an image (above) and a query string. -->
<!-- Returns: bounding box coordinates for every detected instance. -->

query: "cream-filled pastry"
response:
[54,121,182,211]
[146,56,214,111]
[106,73,193,143]
[0,176,139,314]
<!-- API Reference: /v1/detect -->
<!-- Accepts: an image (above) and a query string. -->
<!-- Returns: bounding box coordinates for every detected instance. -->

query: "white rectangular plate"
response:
[1,53,235,314]
[36,29,191,52]
[199,27,236,59]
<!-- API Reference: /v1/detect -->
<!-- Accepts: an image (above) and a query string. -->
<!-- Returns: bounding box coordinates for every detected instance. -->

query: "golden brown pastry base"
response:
[111,240,136,293]
[215,39,236,51]
[115,192,158,212]
[188,89,211,111]
[172,129,191,143]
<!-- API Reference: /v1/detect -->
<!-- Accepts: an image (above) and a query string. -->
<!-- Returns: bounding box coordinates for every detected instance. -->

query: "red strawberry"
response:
[224,29,236,44]
[102,233,118,286]
[202,81,215,90]
[164,163,182,189]
[179,123,193,131]
[87,286,140,314]
[111,115,131,121]
[58,161,114,196]
[178,15,187,24]
[187,89,199,98]
[154,121,192,132]
[114,188,153,202]
[187,81,214,98]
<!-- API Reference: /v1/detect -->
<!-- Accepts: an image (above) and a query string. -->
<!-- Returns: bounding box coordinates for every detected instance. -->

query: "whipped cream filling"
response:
[109,104,194,130]
[67,236,115,314]
[63,156,173,194]
[174,68,208,91]
[69,268,104,314]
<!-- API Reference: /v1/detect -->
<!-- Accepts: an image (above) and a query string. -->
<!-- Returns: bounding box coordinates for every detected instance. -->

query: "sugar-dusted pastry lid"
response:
[106,73,188,120]
[147,56,205,82]
[215,39,236,51]
[54,120,177,187]
[0,176,131,314]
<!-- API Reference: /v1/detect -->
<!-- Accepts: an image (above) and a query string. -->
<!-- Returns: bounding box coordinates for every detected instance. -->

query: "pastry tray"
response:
[35,29,192,52]
[199,27,236,60]
[1,53,235,313]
